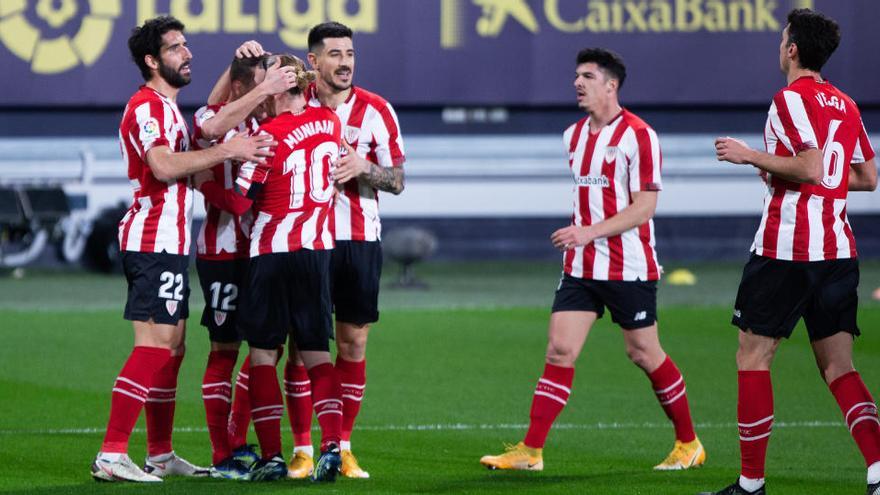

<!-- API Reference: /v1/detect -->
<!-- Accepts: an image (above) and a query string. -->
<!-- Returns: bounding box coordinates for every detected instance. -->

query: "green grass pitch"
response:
[2,261,880,494]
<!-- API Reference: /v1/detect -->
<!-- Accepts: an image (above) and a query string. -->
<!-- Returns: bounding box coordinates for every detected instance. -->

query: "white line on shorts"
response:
[0,420,843,436]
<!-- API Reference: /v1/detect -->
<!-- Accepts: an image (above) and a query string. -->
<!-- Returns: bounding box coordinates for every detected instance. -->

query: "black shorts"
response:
[331,240,383,325]
[732,254,860,341]
[122,251,190,325]
[238,250,333,351]
[551,274,657,330]
[196,258,248,343]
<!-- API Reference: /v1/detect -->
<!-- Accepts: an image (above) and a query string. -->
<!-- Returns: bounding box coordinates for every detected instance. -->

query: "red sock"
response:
[227,355,251,449]
[145,354,183,457]
[308,362,342,451]
[830,371,880,466]
[738,370,773,479]
[248,364,284,459]
[648,356,696,443]
[284,361,313,447]
[101,346,171,453]
[203,350,238,465]
[523,363,574,449]
[336,357,366,443]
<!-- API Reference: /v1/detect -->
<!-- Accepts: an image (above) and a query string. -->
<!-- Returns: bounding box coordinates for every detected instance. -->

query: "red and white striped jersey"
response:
[235,107,341,256]
[305,84,405,242]
[117,86,193,255]
[754,76,875,261]
[192,104,259,260]
[562,109,662,281]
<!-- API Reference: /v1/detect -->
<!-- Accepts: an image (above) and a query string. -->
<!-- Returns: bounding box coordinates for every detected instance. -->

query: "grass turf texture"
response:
[1,261,880,494]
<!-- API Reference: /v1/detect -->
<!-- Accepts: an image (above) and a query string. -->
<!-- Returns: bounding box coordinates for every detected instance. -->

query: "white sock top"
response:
[868,460,880,484]
[739,475,765,493]
[293,445,315,458]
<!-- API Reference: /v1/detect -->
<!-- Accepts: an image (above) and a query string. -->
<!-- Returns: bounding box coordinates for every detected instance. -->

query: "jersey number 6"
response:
[821,119,845,189]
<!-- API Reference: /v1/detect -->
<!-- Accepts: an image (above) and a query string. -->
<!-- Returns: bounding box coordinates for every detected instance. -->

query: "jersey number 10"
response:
[284,141,338,208]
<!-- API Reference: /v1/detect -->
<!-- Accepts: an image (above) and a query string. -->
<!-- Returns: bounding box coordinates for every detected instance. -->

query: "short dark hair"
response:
[576,48,627,89]
[230,55,267,86]
[128,16,185,81]
[308,22,353,52]
[786,8,840,72]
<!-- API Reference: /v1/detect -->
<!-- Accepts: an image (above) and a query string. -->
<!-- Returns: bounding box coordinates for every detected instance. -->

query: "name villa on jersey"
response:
[575,175,611,188]
[283,120,336,149]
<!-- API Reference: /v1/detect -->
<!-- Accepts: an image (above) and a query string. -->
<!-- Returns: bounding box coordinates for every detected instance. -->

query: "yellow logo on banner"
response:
[136,0,377,50]
[441,0,815,48]
[0,0,120,74]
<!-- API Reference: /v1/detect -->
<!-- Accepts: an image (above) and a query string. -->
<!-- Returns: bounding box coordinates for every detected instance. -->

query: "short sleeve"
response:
[628,127,662,193]
[767,90,819,155]
[131,99,171,155]
[853,119,876,164]
[192,105,219,150]
[366,101,405,168]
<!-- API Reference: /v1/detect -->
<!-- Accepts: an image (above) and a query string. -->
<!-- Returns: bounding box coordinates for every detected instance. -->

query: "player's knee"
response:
[336,325,369,361]
[818,361,855,385]
[736,345,772,370]
[625,346,653,370]
[546,341,577,367]
[250,347,277,367]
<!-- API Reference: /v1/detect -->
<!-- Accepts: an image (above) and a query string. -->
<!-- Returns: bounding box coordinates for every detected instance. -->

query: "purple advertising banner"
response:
[0,0,876,107]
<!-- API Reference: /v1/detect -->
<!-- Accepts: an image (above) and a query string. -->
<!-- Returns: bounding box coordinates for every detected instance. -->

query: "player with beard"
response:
[233,54,345,483]
[281,21,406,480]
[191,45,298,479]
[91,16,275,483]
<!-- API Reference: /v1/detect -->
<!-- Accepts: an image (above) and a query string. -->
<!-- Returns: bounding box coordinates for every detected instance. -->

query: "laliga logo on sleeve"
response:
[0,0,121,74]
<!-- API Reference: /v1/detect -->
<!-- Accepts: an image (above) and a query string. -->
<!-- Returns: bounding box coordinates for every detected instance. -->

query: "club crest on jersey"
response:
[344,126,361,146]
[165,300,178,316]
[140,117,161,142]
[214,310,227,326]
[604,146,619,163]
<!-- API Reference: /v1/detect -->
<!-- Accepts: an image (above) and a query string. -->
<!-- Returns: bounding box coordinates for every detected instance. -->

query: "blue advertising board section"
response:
[0,0,877,107]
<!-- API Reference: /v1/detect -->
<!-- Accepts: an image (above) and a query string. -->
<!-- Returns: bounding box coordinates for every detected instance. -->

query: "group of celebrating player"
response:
[92,19,403,483]
[90,7,880,494]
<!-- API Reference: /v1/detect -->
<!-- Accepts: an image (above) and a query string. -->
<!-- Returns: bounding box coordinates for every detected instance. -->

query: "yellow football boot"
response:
[286,450,314,479]
[654,438,706,470]
[340,450,370,478]
[480,442,543,471]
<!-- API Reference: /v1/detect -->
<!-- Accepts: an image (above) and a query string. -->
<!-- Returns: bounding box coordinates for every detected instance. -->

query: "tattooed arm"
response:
[364,162,405,194]
[333,140,406,195]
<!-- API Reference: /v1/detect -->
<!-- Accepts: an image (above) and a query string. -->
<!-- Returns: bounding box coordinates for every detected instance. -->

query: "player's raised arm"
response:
[200,57,298,141]
[146,132,275,181]
[207,40,266,105]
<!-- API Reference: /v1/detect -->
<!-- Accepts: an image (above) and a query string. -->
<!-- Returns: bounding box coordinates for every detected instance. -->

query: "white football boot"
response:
[91,453,162,482]
[143,451,210,477]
